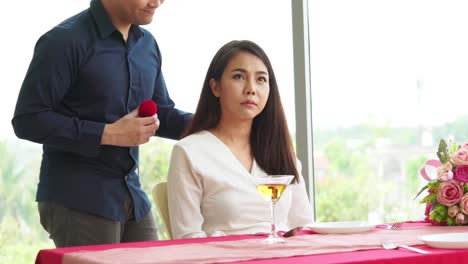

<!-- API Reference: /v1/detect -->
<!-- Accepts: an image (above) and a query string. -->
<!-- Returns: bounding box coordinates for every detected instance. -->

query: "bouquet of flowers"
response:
[416,139,468,225]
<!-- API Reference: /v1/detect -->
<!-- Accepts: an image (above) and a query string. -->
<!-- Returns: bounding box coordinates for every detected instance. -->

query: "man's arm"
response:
[12,30,158,157]
[11,30,106,157]
[101,109,159,146]
[152,71,192,140]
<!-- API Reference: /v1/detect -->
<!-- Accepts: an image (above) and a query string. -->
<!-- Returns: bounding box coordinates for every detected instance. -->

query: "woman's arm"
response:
[287,160,315,228]
[167,144,207,238]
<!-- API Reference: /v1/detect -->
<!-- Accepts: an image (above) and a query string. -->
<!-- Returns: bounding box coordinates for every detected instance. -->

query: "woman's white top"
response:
[167,130,314,239]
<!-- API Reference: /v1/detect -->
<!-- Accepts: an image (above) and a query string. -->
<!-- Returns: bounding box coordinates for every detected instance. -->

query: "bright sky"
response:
[309,0,468,128]
[2,0,468,140]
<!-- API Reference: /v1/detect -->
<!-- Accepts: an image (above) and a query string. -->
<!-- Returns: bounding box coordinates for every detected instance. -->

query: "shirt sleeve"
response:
[152,71,192,139]
[167,144,207,239]
[150,39,192,140]
[11,30,104,157]
[287,159,315,228]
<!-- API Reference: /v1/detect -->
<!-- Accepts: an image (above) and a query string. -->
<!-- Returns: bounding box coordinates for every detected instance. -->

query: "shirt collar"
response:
[90,0,116,38]
[90,0,145,39]
[130,24,145,40]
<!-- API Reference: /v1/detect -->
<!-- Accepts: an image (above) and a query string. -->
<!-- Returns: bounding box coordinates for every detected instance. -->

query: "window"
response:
[306,0,468,223]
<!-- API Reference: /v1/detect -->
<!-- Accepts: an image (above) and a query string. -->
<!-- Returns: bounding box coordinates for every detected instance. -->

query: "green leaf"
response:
[430,203,448,223]
[414,184,429,200]
[421,193,437,203]
[446,217,456,226]
[437,139,449,164]
[450,142,459,154]
[427,181,440,189]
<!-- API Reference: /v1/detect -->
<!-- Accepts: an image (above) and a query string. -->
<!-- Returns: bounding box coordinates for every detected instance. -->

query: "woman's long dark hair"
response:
[183,40,299,183]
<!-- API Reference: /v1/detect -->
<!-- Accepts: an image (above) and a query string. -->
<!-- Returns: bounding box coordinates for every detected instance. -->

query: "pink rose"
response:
[462,143,468,150]
[454,165,468,183]
[456,213,466,224]
[437,162,454,181]
[437,171,453,181]
[460,193,468,215]
[448,205,460,217]
[437,180,464,206]
[451,149,468,166]
[444,162,453,171]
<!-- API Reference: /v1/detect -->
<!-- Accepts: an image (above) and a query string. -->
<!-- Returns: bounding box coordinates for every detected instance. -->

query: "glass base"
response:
[260,235,287,244]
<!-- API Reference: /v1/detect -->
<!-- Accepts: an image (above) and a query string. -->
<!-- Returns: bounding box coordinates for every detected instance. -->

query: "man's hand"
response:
[101,109,160,146]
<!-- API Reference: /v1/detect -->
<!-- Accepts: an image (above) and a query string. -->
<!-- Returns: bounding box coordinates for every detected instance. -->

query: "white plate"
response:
[305,221,374,234]
[419,233,468,249]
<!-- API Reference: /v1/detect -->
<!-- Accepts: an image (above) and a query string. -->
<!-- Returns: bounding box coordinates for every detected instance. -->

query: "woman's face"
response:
[210,51,270,122]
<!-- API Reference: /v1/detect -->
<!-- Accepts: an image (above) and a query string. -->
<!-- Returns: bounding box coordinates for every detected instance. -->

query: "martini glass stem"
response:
[269,202,278,239]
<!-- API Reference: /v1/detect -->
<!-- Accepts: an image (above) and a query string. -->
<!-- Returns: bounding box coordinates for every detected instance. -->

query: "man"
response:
[12,0,191,247]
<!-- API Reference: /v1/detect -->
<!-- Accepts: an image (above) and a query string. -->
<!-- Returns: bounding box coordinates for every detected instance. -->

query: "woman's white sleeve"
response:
[167,144,207,238]
[288,160,315,228]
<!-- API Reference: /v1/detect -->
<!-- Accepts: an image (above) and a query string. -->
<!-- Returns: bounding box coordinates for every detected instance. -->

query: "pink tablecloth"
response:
[36,222,468,264]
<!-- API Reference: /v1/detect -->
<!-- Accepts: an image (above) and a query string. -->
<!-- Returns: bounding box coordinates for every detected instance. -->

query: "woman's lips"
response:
[241,100,257,107]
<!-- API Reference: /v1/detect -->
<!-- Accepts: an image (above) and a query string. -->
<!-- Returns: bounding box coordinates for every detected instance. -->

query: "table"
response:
[35,222,468,264]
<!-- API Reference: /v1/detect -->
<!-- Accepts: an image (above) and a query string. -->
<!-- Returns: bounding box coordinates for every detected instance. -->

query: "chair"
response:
[152,181,173,239]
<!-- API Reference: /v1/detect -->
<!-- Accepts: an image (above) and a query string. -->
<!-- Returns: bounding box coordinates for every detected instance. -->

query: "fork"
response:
[381,240,430,254]
[387,220,404,230]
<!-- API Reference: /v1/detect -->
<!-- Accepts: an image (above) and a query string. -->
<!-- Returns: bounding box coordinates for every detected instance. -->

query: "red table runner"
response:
[35,222,468,264]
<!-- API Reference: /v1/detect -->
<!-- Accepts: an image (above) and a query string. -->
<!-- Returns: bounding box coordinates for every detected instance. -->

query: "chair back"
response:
[152,182,173,239]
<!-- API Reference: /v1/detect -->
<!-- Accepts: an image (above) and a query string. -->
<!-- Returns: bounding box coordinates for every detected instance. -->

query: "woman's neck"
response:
[210,118,254,173]
[210,119,252,147]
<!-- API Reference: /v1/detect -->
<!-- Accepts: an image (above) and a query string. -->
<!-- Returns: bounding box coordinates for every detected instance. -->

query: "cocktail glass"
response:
[253,175,294,244]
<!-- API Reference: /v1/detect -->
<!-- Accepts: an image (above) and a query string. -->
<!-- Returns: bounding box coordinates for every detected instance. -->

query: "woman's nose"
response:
[244,80,256,95]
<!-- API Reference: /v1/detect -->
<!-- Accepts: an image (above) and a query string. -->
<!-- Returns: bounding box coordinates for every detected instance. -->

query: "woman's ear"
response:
[209,78,220,98]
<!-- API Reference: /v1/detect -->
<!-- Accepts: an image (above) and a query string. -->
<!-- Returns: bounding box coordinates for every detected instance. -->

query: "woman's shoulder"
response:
[175,130,215,150]
[171,130,220,166]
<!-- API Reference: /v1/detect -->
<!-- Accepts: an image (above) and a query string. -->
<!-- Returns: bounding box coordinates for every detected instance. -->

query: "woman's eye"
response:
[258,76,267,83]
[233,74,244,80]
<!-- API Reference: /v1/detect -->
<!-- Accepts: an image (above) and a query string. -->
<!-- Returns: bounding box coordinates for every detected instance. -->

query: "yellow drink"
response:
[256,184,287,203]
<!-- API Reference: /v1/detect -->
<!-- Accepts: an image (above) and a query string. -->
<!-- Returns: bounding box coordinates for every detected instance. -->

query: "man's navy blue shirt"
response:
[12,0,191,222]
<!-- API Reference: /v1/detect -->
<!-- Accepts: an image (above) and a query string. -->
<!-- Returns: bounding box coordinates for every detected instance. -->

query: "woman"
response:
[167,40,313,239]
